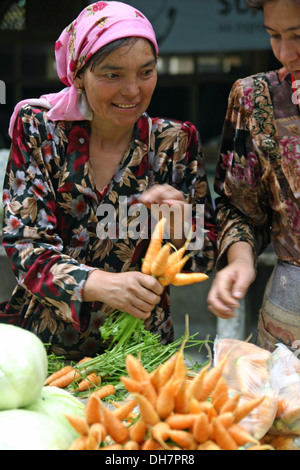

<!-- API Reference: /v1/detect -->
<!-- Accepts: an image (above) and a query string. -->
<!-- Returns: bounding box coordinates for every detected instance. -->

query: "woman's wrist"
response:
[82,269,108,302]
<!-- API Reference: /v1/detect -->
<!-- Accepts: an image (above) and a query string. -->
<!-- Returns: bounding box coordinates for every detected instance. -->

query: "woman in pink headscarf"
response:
[2,1,216,359]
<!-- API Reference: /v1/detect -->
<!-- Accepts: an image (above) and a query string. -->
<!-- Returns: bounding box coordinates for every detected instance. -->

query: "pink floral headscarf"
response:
[9,1,158,137]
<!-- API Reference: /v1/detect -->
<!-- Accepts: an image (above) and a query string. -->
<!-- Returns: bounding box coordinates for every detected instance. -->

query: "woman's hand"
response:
[83,270,164,319]
[140,184,187,248]
[207,242,256,319]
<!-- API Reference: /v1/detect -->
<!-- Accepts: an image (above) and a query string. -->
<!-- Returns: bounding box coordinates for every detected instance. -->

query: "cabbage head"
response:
[0,409,76,450]
[26,386,85,439]
[0,324,48,410]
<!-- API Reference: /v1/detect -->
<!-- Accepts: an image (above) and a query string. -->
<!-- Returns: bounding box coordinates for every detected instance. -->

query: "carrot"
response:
[165,413,198,430]
[150,353,178,391]
[198,440,221,451]
[188,363,210,401]
[216,412,235,429]
[220,393,241,415]
[212,418,238,451]
[211,376,229,413]
[99,400,130,444]
[156,377,183,419]
[126,354,149,382]
[112,398,138,421]
[174,381,191,414]
[141,437,162,450]
[164,312,188,416]
[85,393,102,426]
[86,434,98,450]
[142,217,167,275]
[151,421,170,446]
[65,414,89,436]
[158,255,190,286]
[100,444,124,450]
[48,368,81,388]
[164,228,193,269]
[198,355,228,402]
[77,356,93,365]
[134,393,161,426]
[188,397,206,414]
[120,376,142,393]
[234,396,265,424]
[171,272,209,286]
[151,243,171,277]
[44,365,74,385]
[68,435,88,451]
[140,379,158,408]
[92,384,116,400]
[89,423,107,445]
[246,444,275,451]
[228,424,260,446]
[192,412,211,443]
[168,430,196,450]
[123,440,140,450]
[173,334,188,383]
[74,372,101,392]
[202,402,218,421]
[129,416,147,443]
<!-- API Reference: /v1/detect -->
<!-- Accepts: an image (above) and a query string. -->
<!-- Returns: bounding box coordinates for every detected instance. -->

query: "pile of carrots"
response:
[142,217,209,286]
[44,357,101,393]
[66,340,274,450]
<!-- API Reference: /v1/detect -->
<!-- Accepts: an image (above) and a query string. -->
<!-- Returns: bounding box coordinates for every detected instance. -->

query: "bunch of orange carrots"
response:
[66,340,274,451]
[142,217,209,287]
[44,357,101,393]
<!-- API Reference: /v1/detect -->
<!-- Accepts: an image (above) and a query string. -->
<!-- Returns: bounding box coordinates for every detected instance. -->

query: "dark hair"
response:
[247,0,272,10]
[77,37,157,76]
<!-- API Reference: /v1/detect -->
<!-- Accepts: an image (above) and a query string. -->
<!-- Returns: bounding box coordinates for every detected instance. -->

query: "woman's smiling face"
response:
[264,0,300,79]
[75,38,157,130]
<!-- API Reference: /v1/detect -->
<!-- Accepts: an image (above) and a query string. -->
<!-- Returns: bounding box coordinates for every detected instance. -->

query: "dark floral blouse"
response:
[1,105,216,359]
[215,68,300,270]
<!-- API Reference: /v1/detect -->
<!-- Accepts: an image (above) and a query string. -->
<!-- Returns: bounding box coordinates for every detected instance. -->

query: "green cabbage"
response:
[0,324,48,410]
[26,386,85,438]
[0,409,77,450]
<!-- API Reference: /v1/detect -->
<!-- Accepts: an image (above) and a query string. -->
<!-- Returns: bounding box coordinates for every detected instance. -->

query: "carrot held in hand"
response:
[151,243,171,277]
[158,254,190,286]
[172,272,209,286]
[142,217,167,275]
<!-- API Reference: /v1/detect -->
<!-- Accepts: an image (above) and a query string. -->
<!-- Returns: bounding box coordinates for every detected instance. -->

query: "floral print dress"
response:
[215,68,300,268]
[214,68,300,350]
[1,105,216,359]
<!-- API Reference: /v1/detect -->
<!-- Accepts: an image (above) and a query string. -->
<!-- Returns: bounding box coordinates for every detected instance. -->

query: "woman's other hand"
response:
[140,184,187,248]
[207,242,256,319]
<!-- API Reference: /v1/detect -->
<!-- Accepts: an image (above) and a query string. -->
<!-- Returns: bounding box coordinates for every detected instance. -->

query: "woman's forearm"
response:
[227,241,255,266]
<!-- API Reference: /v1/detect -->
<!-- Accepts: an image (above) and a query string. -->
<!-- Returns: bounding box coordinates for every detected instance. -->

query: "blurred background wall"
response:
[0,0,278,348]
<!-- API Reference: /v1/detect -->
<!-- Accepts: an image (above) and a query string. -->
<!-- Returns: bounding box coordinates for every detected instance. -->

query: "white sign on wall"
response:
[118,0,271,53]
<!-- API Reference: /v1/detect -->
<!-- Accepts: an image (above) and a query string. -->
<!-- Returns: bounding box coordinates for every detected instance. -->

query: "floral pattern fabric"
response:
[214,68,300,269]
[1,106,216,360]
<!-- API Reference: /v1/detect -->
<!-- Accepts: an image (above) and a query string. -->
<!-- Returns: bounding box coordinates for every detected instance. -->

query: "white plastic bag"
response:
[214,338,279,440]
